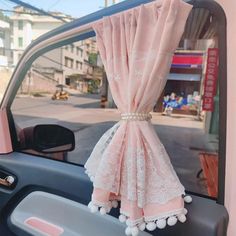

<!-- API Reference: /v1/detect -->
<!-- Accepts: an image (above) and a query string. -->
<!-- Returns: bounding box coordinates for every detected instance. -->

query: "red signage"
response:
[202,48,219,111]
[172,54,203,68]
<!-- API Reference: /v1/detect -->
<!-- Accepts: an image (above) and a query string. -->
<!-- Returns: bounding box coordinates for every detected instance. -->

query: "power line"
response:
[1,43,90,52]
[0,0,13,8]
[41,54,74,70]
[48,0,61,11]
[0,47,24,52]
[1,41,97,69]
[5,0,68,22]
[0,8,72,18]
[40,45,97,70]
[0,8,47,16]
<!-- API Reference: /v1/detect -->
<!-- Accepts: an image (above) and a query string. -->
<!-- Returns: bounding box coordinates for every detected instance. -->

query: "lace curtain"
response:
[85,0,192,234]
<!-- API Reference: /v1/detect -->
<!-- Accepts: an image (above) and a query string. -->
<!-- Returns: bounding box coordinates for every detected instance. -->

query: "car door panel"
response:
[10,191,151,236]
[0,109,12,153]
[0,153,93,206]
[0,152,229,236]
[0,153,93,236]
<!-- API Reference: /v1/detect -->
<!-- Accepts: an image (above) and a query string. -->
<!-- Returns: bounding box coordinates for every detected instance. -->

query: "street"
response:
[11,92,217,195]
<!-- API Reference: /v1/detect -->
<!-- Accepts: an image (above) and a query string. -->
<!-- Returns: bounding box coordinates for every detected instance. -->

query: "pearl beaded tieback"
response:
[121,113,152,121]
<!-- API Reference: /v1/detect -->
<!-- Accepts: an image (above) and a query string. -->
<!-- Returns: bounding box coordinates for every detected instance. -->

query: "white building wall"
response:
[10,10,98,86]
[25,21,32,46]
[11,14,63,66]
[32,22,60,40]
[63,41,90,78]
[12,20,27,66]
[0,20,12,67]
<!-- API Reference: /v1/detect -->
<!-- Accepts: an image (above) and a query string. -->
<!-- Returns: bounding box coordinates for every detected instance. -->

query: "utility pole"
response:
[102,0,119,108]
[105,0,108,7]
[105,0,119,7]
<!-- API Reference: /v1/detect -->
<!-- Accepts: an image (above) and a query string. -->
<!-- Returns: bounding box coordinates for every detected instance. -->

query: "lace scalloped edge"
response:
[85,168,186,206]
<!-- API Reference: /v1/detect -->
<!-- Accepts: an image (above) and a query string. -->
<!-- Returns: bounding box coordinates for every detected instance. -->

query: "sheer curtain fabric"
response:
[85,0,192,234]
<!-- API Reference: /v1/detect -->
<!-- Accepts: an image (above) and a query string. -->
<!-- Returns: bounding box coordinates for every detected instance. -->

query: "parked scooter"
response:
[51,90,69,100]
[51,84,69,100]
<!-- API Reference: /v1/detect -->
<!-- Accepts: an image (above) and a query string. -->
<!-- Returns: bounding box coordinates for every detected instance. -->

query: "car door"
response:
[0,2,151,236]
[0,0,229,236]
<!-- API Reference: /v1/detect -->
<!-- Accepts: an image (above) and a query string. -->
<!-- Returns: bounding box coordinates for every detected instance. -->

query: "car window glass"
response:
[11,7,221,200]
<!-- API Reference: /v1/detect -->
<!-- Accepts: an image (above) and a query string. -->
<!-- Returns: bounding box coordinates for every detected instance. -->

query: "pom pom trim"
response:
[88,195,192,234]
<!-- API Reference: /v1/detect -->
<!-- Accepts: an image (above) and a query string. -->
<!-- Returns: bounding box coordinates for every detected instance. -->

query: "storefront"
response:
[155,50,204,115]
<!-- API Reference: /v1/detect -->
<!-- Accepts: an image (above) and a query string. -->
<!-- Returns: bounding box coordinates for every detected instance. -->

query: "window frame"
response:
[1,0,227,205]
[189,0,227,205]
[18,20,23,30]
[18,37,23,48]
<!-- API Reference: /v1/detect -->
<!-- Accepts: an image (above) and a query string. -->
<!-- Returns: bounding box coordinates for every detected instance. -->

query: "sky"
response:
[0,0,124,18]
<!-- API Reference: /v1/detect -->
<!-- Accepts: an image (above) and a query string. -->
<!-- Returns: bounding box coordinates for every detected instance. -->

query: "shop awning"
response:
[168,73,201,81]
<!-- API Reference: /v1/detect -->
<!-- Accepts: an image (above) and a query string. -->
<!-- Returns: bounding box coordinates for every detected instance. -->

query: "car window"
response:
[11,37,117,164]
[11,6,221,201]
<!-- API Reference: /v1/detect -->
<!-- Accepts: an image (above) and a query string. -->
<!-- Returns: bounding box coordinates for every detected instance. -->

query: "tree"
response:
[88,53,98,66]
[0,12,11,23]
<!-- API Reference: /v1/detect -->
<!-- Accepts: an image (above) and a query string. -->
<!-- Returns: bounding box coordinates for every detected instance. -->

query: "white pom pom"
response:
[184,195,192,203]
[100,207,107,215]
[88,202,93,209]
[167,216,177,226]
[111,200,118,208]
[119,214,126,223]
[107,207,112,213]
[125,227,132,236]
[90,176,95,182]
[90,205,98,213]
[183,208,188,215]
[126,219,132,227]
[131,226,139,236]
[146,222,157,231]
[156,219,167,229]
[178,214,186,223]
[107,201,112,207]
[138,222,146,231]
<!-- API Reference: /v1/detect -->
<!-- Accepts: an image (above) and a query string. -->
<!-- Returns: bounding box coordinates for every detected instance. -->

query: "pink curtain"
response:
[85,0,192,234]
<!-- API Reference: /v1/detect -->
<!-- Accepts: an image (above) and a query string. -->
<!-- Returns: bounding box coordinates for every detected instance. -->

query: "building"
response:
[34,37,100,83]
[156,50,204,116]
[0,19,12,68]
[10,6,71,66]
[0,18,13,100]
[63,38,101,92]
[10,6,101,93]
[105,0,120,7]
[19,37,101,94]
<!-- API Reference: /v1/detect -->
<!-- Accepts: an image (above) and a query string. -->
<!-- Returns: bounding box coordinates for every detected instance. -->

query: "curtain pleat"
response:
[85,0,192,233]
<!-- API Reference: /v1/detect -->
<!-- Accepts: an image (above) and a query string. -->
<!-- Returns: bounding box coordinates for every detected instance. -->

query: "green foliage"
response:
[88,79,100,93]
[88,53,98,66]
[0,12,11,23]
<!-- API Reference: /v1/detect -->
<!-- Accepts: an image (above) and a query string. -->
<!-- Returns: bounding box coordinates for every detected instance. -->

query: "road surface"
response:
[11,93,215,195]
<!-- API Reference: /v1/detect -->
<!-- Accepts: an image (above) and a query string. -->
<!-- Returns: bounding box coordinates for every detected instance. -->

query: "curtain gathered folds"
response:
[85,0,192,235]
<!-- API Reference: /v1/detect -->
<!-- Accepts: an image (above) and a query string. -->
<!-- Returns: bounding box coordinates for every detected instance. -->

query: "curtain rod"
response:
[77,0,193,32]
[72,0,168,34]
